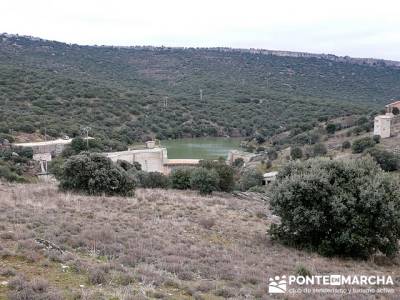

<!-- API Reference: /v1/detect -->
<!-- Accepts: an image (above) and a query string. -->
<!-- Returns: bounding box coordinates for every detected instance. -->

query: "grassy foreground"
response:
[0,182,399,299]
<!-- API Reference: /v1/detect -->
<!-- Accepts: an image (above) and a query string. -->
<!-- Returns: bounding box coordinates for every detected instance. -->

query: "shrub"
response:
[269,157,400,258]
[351,137,377,153]
[239,169,263,191]
[372,135,381,144]
[255,134,266,144]
[199,160,235,192]
[0,165,18,182]
[295,265,312,277]
[57,153,136,196]
[170,168,192,189]
[190,167,219,195]
[136,171,169,189]
[290,147,303,160]
[326,123,336,134]
[342,140,351,149]
[312,143,327,156]
[267,149,278,161]
[365,148,400,172]
[232,158,244,168]
[116,160,141,171]
[393,107,400,115]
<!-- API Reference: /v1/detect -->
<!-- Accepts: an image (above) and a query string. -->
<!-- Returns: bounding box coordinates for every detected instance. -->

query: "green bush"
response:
[290,147,303,160]
[372,135,381,144]
[267,149,278,161]
[170,168,192,190]
[0,165,22,182]
[199,160,235,192]
[62,137,105,157]
[342,140,351,149]
[136,171,169,189]
[312,143,327,156]
[351,137,377,153]
[326,123,336,134]
[57,153,135,196]
[190,167,219,195]
[239,169,263,191]
[365,148,400,172]
[116,160,141,171]
[232,158,244,168]
[270,157,400,258]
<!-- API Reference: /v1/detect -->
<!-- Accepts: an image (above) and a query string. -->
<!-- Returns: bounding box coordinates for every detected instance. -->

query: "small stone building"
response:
[374,101,400,138]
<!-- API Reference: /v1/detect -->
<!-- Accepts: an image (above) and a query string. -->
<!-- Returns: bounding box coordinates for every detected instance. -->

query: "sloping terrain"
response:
[1,34,400,145]
[0,183,399,299]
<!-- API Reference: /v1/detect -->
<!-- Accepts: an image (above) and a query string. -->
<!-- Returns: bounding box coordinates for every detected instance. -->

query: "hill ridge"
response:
[2,32,400,69]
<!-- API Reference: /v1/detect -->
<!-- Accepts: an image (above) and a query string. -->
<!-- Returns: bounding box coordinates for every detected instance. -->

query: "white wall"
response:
[106,148,167,173]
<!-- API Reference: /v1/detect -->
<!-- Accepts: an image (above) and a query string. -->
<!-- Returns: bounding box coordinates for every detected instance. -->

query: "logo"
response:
[268,274,394,295]
[269,275,287,293]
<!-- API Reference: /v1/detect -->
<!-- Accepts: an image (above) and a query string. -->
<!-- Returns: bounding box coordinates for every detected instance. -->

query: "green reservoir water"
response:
[161,138,242,159]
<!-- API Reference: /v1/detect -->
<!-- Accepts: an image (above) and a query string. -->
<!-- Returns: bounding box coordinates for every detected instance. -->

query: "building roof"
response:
[263,171,278,178]
[164,159,200,165]
[106,148,166,157]
[386,100,400,107]
[375,114,394,120]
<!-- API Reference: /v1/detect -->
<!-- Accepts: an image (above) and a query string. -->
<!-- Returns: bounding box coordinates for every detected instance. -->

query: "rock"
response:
[1,281,8,286]
[61,265,70,272]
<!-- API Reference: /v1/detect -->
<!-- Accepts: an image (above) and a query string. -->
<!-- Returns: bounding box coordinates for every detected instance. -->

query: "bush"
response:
[190,167,219,195]
[232,158,244,168]
[351,137,377,153]
[239,169,263,191]
[199,160,235,192]
[116,160,141,171]
[312,143,327,156]
[0,165,21,182]
[365,148,400,172]
[170,168,192,190]
[290,147,303,160]
[136,171,169,189]
[342,140,351,149]
[267,149,278,161]
[372,135,381,144]
[269,157,400,258]
[57,153,136,196]
[325,123,336,134]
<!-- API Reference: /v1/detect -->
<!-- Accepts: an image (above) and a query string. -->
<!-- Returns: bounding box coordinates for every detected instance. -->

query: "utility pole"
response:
[200,89,203,101]
[266,72,272,89]
[81,126,91,149]
[44,127,47,141]
[164,96,168,108]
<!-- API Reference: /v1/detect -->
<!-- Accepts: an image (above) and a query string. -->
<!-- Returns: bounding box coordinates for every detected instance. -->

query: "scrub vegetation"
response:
[1,34,400,147]
[1,183,400,299]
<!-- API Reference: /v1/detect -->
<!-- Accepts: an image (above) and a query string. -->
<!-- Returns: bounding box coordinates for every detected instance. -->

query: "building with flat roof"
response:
[106,147,168,173]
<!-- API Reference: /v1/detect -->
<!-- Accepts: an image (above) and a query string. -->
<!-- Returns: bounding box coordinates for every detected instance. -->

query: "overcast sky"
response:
[2,0,400,60]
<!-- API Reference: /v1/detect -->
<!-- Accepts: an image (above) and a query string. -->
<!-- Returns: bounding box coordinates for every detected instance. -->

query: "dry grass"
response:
[0,182,399,299]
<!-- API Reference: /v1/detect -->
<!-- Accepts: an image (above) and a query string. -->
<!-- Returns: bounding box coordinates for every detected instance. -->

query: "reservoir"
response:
[160,137,242,159]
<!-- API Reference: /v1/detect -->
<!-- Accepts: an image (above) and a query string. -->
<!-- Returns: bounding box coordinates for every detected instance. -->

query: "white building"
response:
[263,171,278,185]
[106,147,168,173]
[374,114,394,138]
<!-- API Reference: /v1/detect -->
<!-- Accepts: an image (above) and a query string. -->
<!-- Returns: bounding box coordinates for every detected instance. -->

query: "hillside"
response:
[1,34,400,147]
[1,183,399,299]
